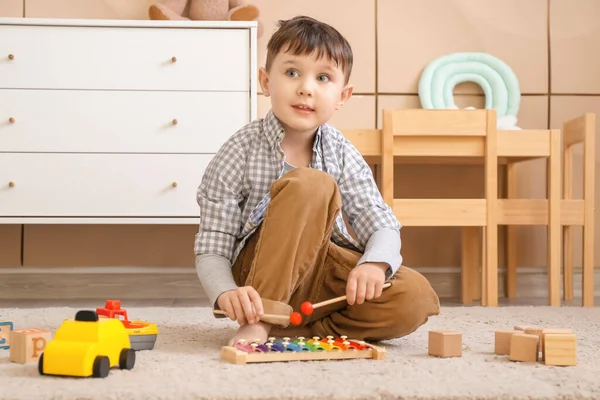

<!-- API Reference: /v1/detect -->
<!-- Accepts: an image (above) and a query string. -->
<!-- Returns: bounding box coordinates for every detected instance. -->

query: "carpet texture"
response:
[1,306,599,400]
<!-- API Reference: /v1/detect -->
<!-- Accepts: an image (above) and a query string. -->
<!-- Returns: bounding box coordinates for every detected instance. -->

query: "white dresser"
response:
[0,18,257,224]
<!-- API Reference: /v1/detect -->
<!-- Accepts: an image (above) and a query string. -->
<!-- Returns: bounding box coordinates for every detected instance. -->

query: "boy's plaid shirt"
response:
[194,109,401,264]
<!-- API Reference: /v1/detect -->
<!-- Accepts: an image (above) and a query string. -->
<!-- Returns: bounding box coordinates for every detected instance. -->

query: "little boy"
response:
[195,15,440,346]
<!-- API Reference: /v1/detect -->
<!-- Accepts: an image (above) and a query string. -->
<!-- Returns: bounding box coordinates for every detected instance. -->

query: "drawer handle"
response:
[171,56,177,62]
[8,182,15,188]
[172,118,178,125]
[172,182,178,188]
[8,54,14,60]
[9,117,15,124]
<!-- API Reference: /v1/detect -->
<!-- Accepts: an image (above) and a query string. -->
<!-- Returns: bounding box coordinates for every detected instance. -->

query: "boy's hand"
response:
[217,286,264,325]
[346,262,389,305]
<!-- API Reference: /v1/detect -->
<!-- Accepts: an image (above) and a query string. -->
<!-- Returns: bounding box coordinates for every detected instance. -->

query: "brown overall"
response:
[232,168,440,341]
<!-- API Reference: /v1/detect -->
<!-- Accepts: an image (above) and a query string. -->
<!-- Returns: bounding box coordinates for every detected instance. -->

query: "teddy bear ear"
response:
[148,0,191,21]
[228,4,262,37]
[228,4,259,23]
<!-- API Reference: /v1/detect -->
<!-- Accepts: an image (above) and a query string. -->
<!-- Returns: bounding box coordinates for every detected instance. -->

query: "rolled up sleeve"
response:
[194,138,245,260]
[194,137,246,306]
[338,139,403,275]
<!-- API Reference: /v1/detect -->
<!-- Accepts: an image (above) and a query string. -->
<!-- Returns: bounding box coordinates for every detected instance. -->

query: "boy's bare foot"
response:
[228,321,272,346]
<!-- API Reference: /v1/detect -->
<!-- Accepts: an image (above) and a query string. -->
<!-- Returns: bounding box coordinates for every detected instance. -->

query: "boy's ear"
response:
[336,84,354,110]
[258,67,270,97]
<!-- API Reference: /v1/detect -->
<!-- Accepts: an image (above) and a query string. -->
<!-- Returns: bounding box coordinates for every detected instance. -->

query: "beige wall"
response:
[0,0,598,270]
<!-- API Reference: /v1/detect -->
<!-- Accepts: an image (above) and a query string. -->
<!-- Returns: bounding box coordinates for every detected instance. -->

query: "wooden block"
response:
[0,320,15,350]
[524,327,544,355]
[494,330,519,355]
[428,330,462,358]
[544,333,577,366]
[541,329,573,361]
[9,328,52,364]
[509,333,539,362]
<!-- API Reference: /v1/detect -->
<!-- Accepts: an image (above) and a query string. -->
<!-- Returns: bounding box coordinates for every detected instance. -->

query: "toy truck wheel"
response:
[119,348,135,370]
[93,355,110,378]
[38,353,45,375]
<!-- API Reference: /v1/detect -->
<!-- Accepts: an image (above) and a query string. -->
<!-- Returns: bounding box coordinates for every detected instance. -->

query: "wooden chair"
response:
[379,108,500,307]
[497,130,562,307]
[503,114,595,307]
[344,108,563,307]
[562,113,595,307]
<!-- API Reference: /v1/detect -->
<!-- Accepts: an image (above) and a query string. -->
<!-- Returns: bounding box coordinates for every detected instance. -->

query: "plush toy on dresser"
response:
[149,0,263,37]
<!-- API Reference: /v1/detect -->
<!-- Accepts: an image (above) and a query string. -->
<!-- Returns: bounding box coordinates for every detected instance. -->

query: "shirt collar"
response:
[263,109,285,151]
[262,108,324,152]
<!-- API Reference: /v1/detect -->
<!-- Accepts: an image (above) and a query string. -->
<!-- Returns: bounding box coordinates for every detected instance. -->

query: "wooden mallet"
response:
[213,309,291,325]
[289,282,393,325]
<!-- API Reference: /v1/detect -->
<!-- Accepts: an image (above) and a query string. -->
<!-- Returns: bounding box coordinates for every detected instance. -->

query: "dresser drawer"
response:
[0,153,210,217]
[0,89,248,153]
[0,25,249,91]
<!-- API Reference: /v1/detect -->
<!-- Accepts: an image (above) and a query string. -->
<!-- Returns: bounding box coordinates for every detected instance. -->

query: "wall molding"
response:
[0,266,598,301]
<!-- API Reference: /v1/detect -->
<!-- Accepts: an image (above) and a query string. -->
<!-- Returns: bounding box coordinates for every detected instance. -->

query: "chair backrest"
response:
[380,108,497,205]
[563,113,595,148]
[562,112,595,222]
[382,108,493,136]
[342,129,382,157]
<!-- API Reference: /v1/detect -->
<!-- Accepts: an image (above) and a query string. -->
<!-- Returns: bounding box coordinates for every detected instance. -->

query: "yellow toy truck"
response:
[38,310,135,378]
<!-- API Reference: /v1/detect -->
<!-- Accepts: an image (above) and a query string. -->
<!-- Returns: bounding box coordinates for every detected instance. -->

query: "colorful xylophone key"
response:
[231,335,371,354]
[329,335,371,350]
[293,336,325,351]
[222,335,386,364]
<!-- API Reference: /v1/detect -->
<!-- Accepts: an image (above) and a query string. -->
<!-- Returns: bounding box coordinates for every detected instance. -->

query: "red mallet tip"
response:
[300,301,314,316]
[290,312,302,326]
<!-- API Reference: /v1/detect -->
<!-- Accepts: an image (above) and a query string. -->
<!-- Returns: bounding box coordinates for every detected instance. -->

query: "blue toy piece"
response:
[269,342,286,352]
[0,320,15,350]
[281,342,304,352]
[273,339,300,352]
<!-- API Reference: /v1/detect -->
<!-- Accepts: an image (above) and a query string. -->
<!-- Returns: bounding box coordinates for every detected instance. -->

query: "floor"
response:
[1,296,597,309]
[2,304,599,400]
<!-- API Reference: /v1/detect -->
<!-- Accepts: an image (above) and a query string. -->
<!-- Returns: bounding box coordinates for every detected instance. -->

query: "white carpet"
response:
[1,306,600,400]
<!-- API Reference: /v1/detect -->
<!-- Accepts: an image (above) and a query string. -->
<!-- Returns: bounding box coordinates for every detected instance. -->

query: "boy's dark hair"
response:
[265,16,353,84]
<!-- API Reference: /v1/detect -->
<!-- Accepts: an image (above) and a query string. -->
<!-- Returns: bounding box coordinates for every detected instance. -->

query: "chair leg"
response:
[506,163,518,298]
[472,228,483,302]
[582,115,595,307]
[480,228,489,306]
[548,129,561,306]
[484,111,499,307]
[583,223,594,307]
[483,227,498,307]
[461,226,479,305]
[563,226,574,300]
[563,145,574,300]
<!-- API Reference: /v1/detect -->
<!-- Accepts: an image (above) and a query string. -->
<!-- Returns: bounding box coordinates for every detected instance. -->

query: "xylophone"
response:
[221,335,386,364]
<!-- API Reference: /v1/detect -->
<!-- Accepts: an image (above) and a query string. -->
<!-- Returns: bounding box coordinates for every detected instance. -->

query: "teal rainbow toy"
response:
[418,52,521,129]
